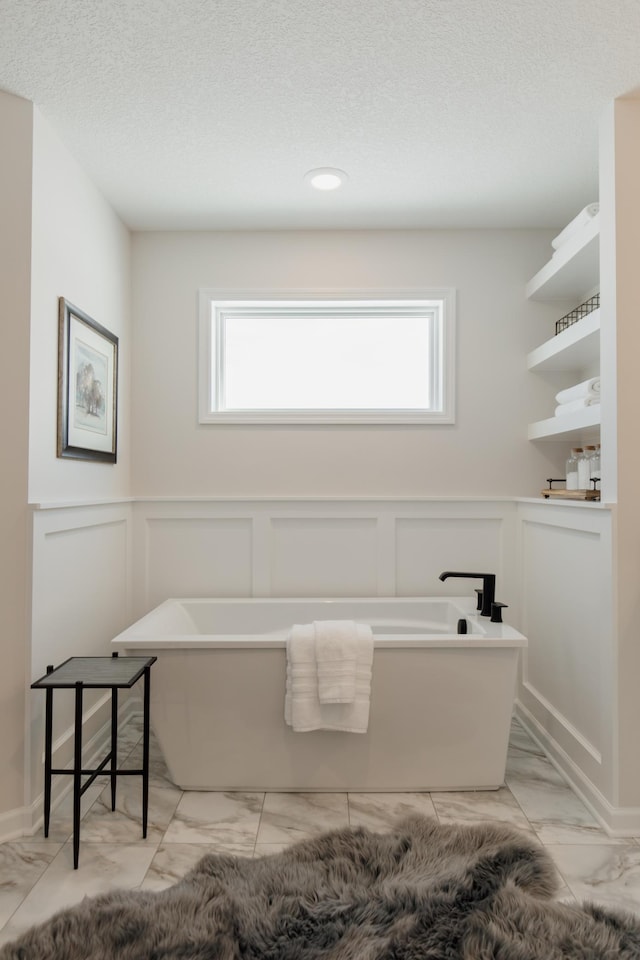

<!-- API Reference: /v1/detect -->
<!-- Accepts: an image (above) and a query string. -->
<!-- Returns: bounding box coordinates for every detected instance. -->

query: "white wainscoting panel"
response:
[133,498,517,612]
[24,498,627,836]
[28,502,133,830]
[145,517,253,607]
[395,516,504,597]
[269,517,379,596]
[515,502,614,809]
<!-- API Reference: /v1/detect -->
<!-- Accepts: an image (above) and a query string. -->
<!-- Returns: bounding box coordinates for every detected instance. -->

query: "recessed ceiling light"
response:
[305,167,348,191]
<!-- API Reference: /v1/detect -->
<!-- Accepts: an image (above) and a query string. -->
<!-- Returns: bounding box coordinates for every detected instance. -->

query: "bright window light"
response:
[198,296,455,424]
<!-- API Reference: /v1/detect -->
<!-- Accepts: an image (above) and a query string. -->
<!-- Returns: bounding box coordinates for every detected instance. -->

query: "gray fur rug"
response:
[3,816,640,959]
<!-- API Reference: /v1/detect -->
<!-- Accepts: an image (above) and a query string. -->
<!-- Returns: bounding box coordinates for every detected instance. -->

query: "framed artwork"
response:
[57,298,118,463]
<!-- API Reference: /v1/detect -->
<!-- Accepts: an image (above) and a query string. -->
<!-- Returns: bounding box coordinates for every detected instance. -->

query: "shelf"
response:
[528,405,600,441]
[527,309,600,372]
[525,215,599,301]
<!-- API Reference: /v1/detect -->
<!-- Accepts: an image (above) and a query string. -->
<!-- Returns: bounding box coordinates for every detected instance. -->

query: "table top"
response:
[31,656,157,689]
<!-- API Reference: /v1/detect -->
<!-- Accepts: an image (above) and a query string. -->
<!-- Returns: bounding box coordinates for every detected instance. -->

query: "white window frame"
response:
[198,290,455,424]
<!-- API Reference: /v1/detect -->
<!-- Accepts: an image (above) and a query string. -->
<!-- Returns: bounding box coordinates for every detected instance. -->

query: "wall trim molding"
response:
[514,702,640,837]
[0,804,32,844]
[520,680,603,764]
[30,498,135,511]
[30,496,614,508]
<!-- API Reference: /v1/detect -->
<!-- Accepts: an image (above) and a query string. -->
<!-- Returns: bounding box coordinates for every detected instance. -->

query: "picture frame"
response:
[57,298,118,463]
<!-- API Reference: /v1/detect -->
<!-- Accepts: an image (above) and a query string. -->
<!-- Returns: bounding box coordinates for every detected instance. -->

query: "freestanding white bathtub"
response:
[111,597,527,792]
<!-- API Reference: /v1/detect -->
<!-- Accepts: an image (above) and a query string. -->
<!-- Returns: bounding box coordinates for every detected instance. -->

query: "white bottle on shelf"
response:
[577,447,591,490]
[566,448,581,490]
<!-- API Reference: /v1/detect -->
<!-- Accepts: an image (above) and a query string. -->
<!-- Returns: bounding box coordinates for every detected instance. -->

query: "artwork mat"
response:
[57,298,118,462]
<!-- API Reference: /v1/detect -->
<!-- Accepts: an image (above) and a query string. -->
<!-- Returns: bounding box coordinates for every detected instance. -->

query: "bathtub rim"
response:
[111,595,527,650]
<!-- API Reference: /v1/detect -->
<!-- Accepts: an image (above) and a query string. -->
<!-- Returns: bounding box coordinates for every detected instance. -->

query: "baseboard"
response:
[514,702,640,837]
[0,804,32,842]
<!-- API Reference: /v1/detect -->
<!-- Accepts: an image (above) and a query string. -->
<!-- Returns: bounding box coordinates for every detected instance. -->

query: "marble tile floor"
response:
[2,717,640,947]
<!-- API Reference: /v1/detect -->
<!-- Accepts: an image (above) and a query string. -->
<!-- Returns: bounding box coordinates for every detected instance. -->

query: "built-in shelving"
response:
[525,215,599,301]
[526,216,600,444]
[526,309,600,373]
[528,405,600,442]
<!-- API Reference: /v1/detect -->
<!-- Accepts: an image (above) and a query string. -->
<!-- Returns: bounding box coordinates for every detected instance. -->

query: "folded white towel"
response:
[285,623,316,730]
[554,397,600,417]
[555,377,600,405]
[314,620,358,703]
[285,622,373,733]
[551,203,599,251]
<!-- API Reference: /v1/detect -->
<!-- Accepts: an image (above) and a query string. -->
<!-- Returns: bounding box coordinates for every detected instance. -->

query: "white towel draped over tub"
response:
[314,619,358,703]
[285,620,373,733]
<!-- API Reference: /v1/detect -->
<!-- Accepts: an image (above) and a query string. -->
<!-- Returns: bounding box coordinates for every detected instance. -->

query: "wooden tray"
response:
[541,489,600,501]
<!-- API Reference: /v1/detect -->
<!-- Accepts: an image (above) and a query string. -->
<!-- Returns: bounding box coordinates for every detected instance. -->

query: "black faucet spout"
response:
[438,571,496,618]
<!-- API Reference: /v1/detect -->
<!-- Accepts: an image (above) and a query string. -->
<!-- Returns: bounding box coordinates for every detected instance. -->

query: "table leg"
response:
[111,687,118,811]
[43,666,54,837]
[73,681,83,869]
[142,665,151,839]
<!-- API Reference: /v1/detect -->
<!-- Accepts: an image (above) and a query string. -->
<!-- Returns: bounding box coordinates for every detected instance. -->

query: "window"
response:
[198,293,455,424]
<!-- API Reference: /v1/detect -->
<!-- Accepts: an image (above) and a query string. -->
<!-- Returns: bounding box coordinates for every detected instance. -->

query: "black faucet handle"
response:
[439,572,496,618]
[439,571,494,581]
[474,588,483,611]
[490,602,508,624]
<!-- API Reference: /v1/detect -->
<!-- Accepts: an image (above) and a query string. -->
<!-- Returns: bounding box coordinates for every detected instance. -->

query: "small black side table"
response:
[31,653,157,868]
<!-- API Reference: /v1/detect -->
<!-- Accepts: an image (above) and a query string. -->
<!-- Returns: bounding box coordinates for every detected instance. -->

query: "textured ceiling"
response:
[1,0,640,230]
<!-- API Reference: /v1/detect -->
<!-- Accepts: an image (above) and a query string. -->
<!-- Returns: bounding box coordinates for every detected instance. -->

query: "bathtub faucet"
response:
[438,571,496,618]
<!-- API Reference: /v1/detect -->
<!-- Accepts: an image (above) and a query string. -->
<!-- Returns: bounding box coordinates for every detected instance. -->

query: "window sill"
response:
[199,411,455,425]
